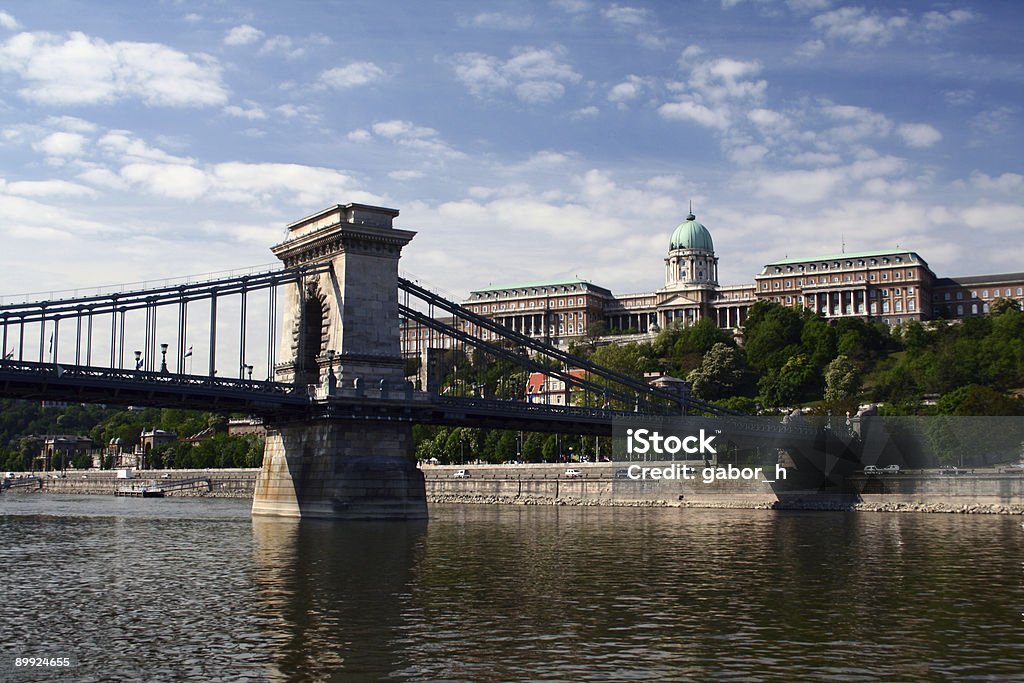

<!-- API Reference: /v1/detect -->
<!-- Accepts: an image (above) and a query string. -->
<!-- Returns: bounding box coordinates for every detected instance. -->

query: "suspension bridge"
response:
[0,203,845,519]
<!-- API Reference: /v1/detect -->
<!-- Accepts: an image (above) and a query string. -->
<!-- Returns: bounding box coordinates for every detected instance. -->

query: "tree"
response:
[758,354,816,407]
[687,343,745,400]
[990,296,1022,316]
[824,355,861,402]
[936,385,1023,416]
[743,301,804,372]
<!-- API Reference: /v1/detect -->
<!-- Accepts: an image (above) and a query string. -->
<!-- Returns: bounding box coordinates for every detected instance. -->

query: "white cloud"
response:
[688,57,766,102]
[794,39,825,59]
[608,75,649,104]
[728,144,768,166]
[98,130,192,164]
[943,89,974,106]
[224,25,264,46]
[786,0,831,11]
[452,46,580,103]
[960,202,1024,234]
[970,172,1024,194]
[898,123,941,148]
[821,103,892,142]
[748,108,789,133]
[4,179,98,198]
[602,4,651,27]
[567,106,598,120]
[120,162,210,200]
[362,120,465,159]
[811,7,909,45]
[679,44,704,64]
[347,128,372,143]
[755,168,846,203]
[76,167,129,191]
[260,35,304,60]
[320,62,386,89]
[223,103,266,120]
[657,100,729,129]
[460,12,533,30]
[0,31,227,106]
[552,0,591,13]
[0,10,21,30]
[45,116,97,134]
[33,132,88,157]
[921,9,975,33]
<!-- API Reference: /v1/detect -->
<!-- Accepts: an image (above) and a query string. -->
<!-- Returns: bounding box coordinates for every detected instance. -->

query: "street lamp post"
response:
[159,343,169,373]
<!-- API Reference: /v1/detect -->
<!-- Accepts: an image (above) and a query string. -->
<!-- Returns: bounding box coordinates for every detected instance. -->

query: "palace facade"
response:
[401,212,1024,354]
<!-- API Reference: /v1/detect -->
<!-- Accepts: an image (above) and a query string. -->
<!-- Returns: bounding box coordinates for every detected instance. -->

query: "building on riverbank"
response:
[402,211,1024,351]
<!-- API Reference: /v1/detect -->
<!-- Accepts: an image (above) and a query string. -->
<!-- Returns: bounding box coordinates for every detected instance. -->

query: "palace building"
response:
[401,211,1024,354]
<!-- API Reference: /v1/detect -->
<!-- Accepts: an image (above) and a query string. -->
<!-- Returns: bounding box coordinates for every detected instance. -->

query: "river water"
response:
[0,495,1021,682]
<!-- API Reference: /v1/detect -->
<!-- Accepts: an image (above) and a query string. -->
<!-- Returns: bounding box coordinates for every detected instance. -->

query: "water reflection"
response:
[0,496,1021,681]
[251,517,427,682]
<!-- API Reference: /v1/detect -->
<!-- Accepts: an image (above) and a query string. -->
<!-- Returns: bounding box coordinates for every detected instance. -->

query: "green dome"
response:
[669,213,714,252]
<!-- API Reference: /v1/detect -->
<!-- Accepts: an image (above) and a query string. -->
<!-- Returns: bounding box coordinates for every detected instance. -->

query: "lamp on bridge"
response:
[134,350,142,371]
[245,364,254,381]
[160,344,169,373]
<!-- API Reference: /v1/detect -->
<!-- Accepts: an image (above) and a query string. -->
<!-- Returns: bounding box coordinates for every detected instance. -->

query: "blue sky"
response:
[1,0,1021,302]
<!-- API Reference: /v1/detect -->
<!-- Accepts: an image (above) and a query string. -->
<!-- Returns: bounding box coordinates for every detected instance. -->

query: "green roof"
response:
[765,249,928,267]
[669,214,714,252]
[471,279,610,295]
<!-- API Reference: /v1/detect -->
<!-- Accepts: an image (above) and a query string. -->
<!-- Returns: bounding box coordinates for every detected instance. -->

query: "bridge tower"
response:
[252,204,427,520]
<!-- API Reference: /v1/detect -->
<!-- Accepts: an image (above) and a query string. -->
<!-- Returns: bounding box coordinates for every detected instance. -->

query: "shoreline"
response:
[5,464,1023,515]
[425,492,1024,514]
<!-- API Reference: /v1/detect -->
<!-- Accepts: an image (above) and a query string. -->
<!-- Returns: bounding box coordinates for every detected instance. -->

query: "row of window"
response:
[477,296,588,312]
[773,295,917,313]
[935,287,1023,302]
[770,255,910,275]
[763,270,916,290]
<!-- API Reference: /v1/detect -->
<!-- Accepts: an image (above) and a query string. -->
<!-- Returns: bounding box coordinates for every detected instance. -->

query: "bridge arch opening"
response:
[296,282,329,385]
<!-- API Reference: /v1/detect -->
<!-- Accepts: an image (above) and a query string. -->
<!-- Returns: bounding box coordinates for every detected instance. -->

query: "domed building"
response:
[657,211,721,328]
[437,205,1024,358]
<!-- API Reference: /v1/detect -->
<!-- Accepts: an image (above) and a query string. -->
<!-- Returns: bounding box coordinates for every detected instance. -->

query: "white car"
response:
[881,464,900,474]
[564,468,583,478]
[453,469,469,478]
[863,465,878,474]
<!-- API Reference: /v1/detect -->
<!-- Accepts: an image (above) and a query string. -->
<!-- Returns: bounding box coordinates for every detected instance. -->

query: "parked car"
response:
[939,465,960,475]
[863,465,879,474]
[453,469,469,478]
[614,468,630,479]
[881,464,900,474]
[564,468,583,478]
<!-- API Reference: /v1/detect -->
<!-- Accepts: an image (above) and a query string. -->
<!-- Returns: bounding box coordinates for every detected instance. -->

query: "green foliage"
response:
[990,296,1022,316]
[742,301,805,372]
[757,353,819,407]
[935,385,1024,416]
[824,355,861,402]
[687,342,745,400]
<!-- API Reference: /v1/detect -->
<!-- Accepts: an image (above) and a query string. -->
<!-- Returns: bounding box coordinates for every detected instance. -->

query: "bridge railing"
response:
[398,277,698,417]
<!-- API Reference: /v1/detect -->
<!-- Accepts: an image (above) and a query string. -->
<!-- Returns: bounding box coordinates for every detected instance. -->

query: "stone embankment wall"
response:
[423,464,1024,514]
[3,469,259,498]
[7,464,1024,514]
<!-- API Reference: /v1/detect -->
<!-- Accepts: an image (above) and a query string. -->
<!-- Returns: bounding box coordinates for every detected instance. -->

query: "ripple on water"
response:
[0,498,1022,681]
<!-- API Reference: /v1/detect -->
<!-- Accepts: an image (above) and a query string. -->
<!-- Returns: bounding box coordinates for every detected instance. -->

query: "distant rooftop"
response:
[470,279,612,296]
[764,248,928,267]
[934,272,1024,287]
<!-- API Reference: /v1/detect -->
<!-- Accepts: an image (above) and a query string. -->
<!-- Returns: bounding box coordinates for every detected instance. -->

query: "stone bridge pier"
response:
[252,203,427,520]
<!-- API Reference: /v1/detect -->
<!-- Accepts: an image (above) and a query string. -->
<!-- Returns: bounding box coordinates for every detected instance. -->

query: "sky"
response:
[1,0,1022,305]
